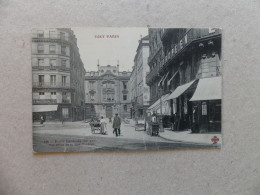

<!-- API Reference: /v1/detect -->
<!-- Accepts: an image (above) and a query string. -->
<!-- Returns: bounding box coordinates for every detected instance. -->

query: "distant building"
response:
[32,28,86,121]
[146,28,222,132]
[129,35,150,119]
[85,64,131,119]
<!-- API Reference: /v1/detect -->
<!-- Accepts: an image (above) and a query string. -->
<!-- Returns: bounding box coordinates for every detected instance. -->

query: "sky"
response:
[72,27,148,72]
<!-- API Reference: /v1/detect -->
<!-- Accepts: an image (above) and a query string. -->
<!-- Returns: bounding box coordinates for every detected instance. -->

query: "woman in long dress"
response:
[100,116,106,135]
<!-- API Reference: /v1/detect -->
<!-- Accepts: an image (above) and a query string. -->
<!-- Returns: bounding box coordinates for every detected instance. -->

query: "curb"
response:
[158,134,218,146]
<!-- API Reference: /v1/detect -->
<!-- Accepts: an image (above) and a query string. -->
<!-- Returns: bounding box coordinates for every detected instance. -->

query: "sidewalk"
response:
[159,129,222,145]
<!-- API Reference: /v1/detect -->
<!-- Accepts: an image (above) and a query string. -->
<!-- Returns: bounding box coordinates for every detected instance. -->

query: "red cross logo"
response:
[211,136,219,144]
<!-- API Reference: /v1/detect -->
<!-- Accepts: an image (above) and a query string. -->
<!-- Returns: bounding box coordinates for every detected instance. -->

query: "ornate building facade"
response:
[32,28,86,121]
[129,35,150,120]
[146,28,222,133]
[85,64,131,119]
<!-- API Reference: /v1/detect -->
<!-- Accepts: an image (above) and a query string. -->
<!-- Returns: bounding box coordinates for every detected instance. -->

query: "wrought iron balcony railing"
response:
[32,66,70,72]
[32,33,70,42]
[33,99,57,104]
[32,82,70,89]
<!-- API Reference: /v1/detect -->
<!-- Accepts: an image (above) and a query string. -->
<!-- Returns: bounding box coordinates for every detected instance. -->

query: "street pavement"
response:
[33,118,220,153]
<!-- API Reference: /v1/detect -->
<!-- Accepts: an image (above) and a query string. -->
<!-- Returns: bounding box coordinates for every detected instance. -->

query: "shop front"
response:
[32,105,58,121]
[190,76,222,133]
[165,80,198,131]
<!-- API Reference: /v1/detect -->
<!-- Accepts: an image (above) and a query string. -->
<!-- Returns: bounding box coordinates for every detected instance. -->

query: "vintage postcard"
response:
[32,27,222,153]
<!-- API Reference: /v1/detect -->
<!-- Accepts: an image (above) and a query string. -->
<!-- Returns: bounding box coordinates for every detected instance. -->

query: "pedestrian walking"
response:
[100,116,106,135]
[112,113,121,137]
[109,117,112,123]
[40,115,44,124]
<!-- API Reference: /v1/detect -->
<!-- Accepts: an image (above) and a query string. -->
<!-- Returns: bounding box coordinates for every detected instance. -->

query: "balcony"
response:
[33,82,70,89]
[32,33,70,43]
[32,66,70,72]
[146,63,162,85]
[147,28,221,84]
[33,99,57,104]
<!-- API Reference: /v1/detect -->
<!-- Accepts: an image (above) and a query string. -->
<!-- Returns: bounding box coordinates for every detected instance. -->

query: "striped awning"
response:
[147,94,170,113]
[165,80,196,101]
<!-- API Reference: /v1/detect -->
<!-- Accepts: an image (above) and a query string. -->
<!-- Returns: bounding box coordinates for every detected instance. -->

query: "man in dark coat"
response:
[112,113,121,136]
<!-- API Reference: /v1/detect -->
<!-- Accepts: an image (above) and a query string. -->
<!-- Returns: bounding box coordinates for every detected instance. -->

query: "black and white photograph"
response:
[32,27,222,153]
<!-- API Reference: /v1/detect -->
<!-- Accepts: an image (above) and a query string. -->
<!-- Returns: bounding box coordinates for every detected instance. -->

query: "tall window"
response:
[50,75,56,86]
[60,32,65,40]
[37,30,44,38]
[62,76,66,86]
[37,44,44,53]
[50,59,56,66]
[49,45,56,53]
[61,59,66,67]
[38,75,44,85]
[61,46,66,55]
[123,82,127,89]
[38,59,44,66]
[123,95,127,101]
[90,94,94,101]
[49,31,56,38]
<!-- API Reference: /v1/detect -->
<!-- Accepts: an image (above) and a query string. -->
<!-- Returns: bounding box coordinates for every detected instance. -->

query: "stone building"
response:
[129,35,150,120]
[146,28,222,133]
[32,28,86,121]
[85,64,131,119]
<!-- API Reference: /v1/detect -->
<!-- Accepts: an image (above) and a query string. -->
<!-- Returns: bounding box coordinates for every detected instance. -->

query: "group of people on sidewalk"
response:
[91,113,122,137]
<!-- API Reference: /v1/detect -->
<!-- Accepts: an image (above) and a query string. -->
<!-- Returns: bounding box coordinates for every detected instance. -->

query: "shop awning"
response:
[167,70,179,86]
[157,74,166,87]
[162,72,169,85]
[33,105,58,112]
[190,76,221,101]
[147,94,170,113]
[165,80,196,101]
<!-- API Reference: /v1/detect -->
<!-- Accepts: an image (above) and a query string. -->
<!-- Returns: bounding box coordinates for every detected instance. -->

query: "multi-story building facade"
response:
[32,28,86,121]
[129,35,150,120]
[146,28,222,133]
[85,64,131,119]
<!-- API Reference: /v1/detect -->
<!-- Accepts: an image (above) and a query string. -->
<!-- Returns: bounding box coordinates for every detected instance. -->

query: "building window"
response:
[60,32,65,40]
[50,59,56,66]
[62,76,66,86]
[39,75,44,85]
[123,95,127,101]
[49,31,56,38]
[61,46,66,55]
[202,102,207,115]
[123,82,127,89]
[50,75,56,86]
[37,44,44,53]
[124,105,127,112]
[61,59,66,67]
[37,30,44,38]
[49,45,56,53]
[39,92,45,95]
[38,59,44,66]
[62,108,69,119]
[90,94,94,101]
[51,92,56,95]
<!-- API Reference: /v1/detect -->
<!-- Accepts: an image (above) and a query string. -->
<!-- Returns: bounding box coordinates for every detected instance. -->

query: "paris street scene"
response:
[32,27,222,153]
